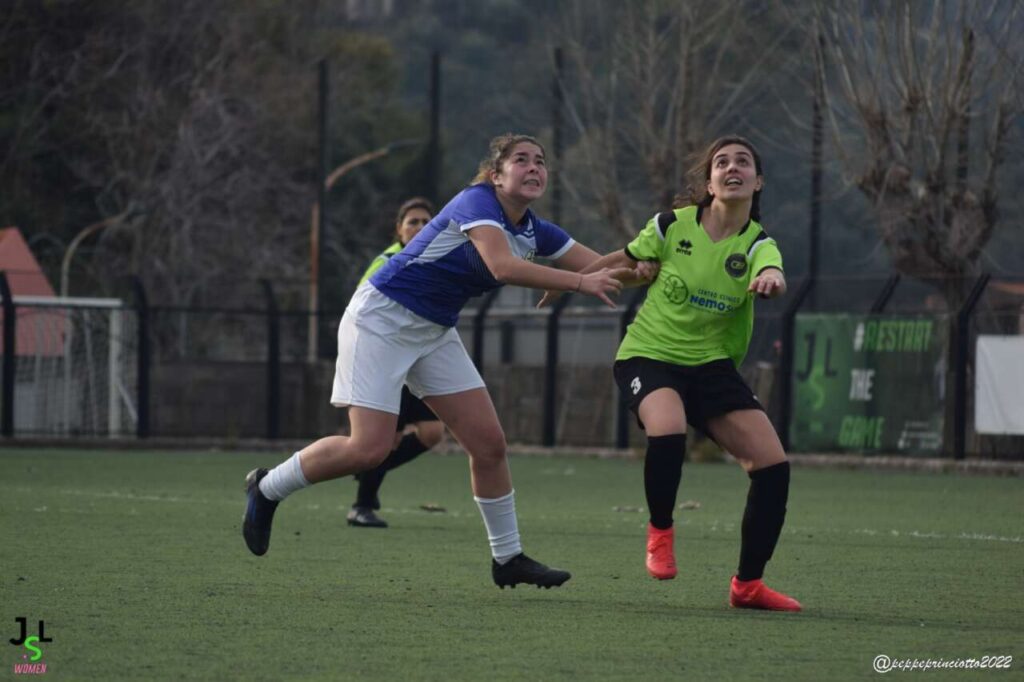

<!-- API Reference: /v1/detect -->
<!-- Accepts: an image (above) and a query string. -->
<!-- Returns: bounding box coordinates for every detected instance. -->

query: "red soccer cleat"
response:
[645,524,677,580]
[729,576,802,612]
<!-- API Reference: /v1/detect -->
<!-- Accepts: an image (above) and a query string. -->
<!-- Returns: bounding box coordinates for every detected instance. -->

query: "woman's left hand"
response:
[748,269,786,299]
[635,260,660,281]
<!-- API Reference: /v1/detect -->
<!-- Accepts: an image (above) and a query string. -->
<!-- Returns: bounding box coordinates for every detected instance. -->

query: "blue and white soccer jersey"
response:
[369,183,575,327]
[332,183,574,414]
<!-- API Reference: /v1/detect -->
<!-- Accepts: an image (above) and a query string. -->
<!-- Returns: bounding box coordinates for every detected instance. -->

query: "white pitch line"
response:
[6,486,472,517]
[799,526,1023,544]
[7,487,1023,544]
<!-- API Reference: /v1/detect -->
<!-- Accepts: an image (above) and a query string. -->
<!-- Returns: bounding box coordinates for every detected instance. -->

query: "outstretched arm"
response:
[548,242,603,273]
[564,248,659,284]
[550,243,655,283]
[468,227,631,308]
[538,248,659,307]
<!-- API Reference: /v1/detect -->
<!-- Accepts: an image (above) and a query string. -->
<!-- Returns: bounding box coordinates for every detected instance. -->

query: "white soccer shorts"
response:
[330,284,486,414]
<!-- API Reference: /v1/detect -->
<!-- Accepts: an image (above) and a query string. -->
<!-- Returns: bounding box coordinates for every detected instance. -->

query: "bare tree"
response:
[71,2,321,308]
[813,0,1023,306]
[2,0,414,311]
[552,0,793,245]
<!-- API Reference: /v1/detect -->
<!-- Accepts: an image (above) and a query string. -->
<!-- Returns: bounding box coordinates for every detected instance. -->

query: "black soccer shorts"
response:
[396,386,440,431]
[613,356,764,437]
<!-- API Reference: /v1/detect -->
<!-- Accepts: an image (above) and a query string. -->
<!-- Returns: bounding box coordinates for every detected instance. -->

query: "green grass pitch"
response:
[2,448,1022,680]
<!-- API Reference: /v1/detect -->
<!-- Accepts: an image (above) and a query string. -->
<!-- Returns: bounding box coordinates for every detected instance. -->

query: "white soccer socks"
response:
[474,490,523,564]
[259,452,310,501]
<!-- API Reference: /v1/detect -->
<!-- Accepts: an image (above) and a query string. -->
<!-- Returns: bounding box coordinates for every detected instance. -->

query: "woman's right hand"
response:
[537,266,640,308]
[579,268,632,308]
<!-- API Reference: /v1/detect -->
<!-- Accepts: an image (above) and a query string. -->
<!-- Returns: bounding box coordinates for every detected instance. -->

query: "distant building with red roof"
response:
[0,227,66,356]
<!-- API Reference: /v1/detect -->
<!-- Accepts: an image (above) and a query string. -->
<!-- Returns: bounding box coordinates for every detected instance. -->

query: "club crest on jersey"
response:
[725,253,748,278]
[675,239,693,255]
[661,274,690,305]
[524,248,537,262]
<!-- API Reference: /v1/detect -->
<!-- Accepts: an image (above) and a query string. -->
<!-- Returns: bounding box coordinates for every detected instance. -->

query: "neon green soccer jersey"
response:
[358,242,403,286]
[616,205,783,368]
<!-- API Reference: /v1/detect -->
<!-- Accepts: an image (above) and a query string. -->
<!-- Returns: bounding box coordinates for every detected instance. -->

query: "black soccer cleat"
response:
[242,468,279,556]
[492,553,571,589]
[346,506,388,528]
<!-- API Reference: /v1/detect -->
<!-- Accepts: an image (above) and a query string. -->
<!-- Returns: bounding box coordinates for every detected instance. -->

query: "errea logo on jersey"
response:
[675,239,693,255]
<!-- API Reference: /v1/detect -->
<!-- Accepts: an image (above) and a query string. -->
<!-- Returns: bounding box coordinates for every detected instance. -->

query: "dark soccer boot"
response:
[243,468,279,556]
[346,506,388,528]
[492,553,572,589]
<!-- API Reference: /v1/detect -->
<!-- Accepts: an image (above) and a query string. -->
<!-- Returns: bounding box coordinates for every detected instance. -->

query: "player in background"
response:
[543,135,800,611]
[345,197,445,528]
[243,133,649,589]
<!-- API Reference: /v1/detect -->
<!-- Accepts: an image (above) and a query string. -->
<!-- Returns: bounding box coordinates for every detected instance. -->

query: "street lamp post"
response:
[60,206,136,298]
[306,140,422,362]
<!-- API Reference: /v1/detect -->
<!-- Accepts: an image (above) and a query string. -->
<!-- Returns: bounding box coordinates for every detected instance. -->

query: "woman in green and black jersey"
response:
[562,136,800,611]
[345,197,446,528]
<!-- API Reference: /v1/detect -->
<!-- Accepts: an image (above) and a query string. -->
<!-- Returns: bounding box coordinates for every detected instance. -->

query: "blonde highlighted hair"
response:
[470,133,546,185]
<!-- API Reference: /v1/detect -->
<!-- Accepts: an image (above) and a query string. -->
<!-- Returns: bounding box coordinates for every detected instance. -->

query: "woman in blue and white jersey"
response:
[243,133,644,588]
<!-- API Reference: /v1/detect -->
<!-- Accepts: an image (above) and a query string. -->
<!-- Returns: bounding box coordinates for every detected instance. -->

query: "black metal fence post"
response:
[472,289,501,376]
[870,273,901,313]
[779,278,815,451]
[426,50,442,204]
[0,272,15,437]
[809,32,824,289]
[262,280,281,440]
[499,320,515,364]
[551,47,564,226]
[542,295,572,447]
[314,58,330,361]
[953,273,990,460]
[615,286,648,449]
[132,276,150,438]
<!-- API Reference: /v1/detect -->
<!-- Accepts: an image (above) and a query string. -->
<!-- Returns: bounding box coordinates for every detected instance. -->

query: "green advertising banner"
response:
[790,314,949,455]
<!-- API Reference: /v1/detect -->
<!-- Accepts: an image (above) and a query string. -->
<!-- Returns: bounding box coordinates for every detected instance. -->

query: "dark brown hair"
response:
[470,133,546,185]
[674,135,764,222]
[393,196,434,242]
[395,196,434,225]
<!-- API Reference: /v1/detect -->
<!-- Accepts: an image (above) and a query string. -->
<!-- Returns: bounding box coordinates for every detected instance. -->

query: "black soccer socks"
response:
[644,434,687,530]
[737,460,790,581]
[354,433,431,509]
